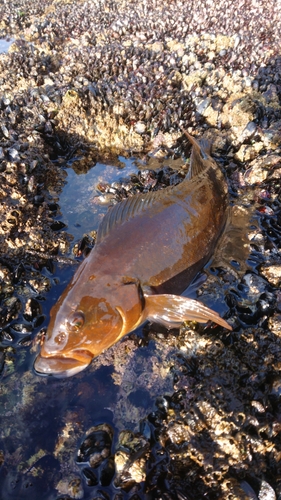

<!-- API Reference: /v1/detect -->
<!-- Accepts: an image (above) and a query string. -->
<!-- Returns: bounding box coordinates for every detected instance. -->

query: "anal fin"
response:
[144,294,232,330]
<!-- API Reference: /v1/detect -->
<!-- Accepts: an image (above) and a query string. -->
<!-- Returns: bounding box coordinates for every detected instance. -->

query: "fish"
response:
[34,128,232,377]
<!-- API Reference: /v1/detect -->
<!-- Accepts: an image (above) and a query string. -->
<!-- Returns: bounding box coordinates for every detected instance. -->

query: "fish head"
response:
[34,277,144,377]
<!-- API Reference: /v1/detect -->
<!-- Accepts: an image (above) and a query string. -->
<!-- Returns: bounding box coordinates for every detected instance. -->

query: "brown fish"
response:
[34,129,232,377]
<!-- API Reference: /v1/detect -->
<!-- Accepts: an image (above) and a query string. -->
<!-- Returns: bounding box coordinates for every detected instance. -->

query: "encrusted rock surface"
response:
[1,0,281,499]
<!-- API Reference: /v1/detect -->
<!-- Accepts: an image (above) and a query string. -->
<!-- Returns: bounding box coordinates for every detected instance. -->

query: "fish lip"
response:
[34,349,93,378]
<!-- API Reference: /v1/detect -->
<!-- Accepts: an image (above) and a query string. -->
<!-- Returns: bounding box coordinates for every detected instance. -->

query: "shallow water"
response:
[0,38,14,53]
[0,156,256,499]
[59,157,139,241]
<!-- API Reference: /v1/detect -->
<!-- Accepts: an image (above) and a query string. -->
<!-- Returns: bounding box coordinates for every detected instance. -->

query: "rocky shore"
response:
[1,0,281,498]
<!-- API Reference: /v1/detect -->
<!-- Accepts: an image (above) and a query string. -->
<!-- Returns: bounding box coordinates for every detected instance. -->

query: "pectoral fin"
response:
[144,294,232,330]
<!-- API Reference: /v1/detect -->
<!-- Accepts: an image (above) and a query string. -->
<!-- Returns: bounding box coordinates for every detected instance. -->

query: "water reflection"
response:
[59,157,138,241]
[0,38,14,53]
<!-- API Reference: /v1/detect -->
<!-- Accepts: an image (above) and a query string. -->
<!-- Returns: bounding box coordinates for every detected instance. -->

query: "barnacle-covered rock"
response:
[77,424,113,468]
[56,475,84,500]
[244,154,281,185]
[114,430,149,489]
[221,95,259,139]
[260,264,281,287]
[1,0,281,498]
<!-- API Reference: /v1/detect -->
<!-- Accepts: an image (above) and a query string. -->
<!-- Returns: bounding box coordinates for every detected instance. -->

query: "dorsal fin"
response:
[180,126,212,179]
[97,129,212,245]
[96,189,171,244]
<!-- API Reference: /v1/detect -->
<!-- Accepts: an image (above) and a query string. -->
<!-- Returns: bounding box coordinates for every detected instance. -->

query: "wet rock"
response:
[8,147,20,162]
[244,155,281,185]
[269,377,281,399]
[99,456,115,487]
[77,424,113,468]
[134,122,146,134]
[242,273,269,304]
[196,97,211,116]
[81,467,98,487]
[221,95,258,138]
[50,221,67,231]
[234,272,275,325]
[263,121,281,148]
[260,264,281,286]
[258,480,276,500]
[233,121,258,150]
[268,313,281,336]
[221,478,257,499]
[234,142,264,162]
[114,430,149,489]
[56,475,84,500]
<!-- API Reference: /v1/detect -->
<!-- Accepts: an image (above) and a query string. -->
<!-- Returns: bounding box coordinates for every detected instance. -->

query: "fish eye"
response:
[66,311,85,332]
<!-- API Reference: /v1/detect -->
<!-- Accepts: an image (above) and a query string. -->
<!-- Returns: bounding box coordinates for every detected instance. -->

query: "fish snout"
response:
[34,348,93,377]
[43,325,69,354]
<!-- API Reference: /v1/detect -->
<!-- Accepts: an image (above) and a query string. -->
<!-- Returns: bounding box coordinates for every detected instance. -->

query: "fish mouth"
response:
[34,350,93,378]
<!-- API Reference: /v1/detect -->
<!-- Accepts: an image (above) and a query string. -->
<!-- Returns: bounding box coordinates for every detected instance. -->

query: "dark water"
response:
[0,157,254,499]
[0,158,172,499]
